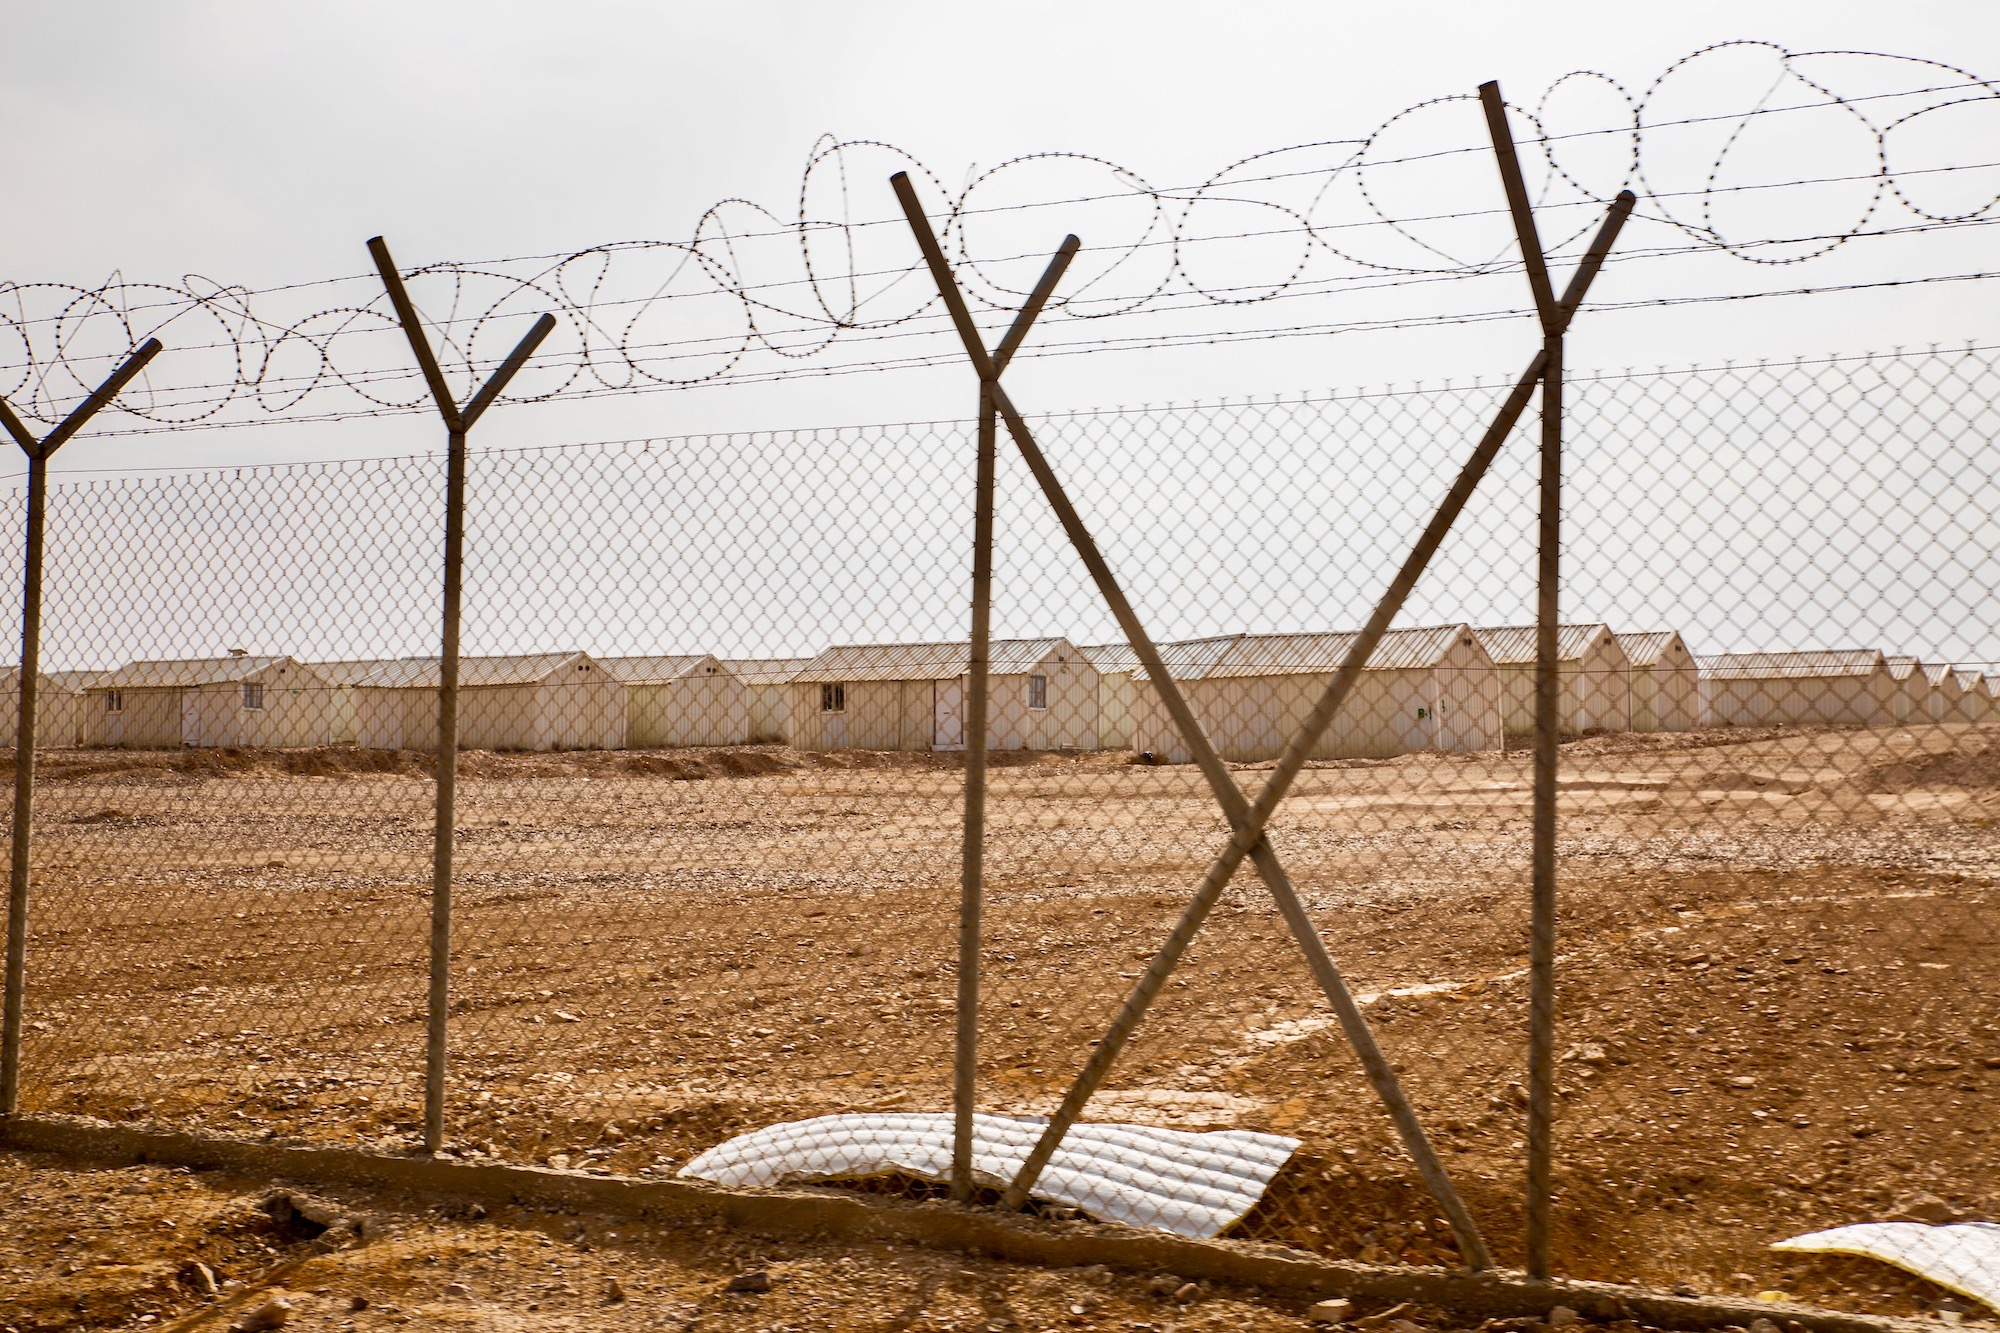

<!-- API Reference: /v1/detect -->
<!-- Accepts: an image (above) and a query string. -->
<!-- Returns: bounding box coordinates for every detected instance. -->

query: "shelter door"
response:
[181,691,204,748]
[933,678,965,751]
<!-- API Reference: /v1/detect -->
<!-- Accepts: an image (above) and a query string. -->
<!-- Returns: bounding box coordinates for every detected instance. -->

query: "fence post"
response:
[0,339,162,1117]
[952,243,1076,1200]
[1479,80,1570,1281]
[367,237,554,1155]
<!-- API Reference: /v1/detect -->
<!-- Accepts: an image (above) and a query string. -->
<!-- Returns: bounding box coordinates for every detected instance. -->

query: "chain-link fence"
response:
[0,341,1994,1314]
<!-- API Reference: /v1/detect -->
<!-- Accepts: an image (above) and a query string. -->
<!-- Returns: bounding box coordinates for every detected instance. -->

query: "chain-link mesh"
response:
[4,345,1995,1316]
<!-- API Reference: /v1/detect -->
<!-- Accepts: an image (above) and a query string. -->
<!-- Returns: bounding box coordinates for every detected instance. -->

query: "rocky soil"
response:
[7,721,1996,1318]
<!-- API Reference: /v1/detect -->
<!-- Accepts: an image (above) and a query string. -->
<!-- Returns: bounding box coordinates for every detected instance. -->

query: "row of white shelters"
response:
[598,655,746,748]
[83,655,341,748]
[354,653,624,752]
[787,638,1098,752]
[1127,626,1504,763]
[1472,624,1633,734]
[1617,632,1703,732]
[1700,650,1897,728]
[0,669,113,747]
[720,657,815,743]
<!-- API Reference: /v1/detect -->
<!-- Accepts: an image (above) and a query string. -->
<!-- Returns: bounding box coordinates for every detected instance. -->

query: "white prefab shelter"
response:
[84,656,340,748]
[1921,663,1963,722]
[1079,644,1139,749]
[1616,631,1701,733]
[719,657,814,743]
[304,659,399,744]
[600,655,748,748]
[1700,650,1893,728]
[1128,626,1503,764]
[1948,668,1991,722]
[1472,623,1632,734]
[353,652,625,752]
[1986,675,2000,723]
[0,669,89,748]
[788,638,1098,753]
[1883,656,1930,723]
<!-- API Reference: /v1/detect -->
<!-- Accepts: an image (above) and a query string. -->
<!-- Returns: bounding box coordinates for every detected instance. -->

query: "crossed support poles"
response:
[895,77,1631,1273]
[0,338,163,1118]
[367,238,555,1155]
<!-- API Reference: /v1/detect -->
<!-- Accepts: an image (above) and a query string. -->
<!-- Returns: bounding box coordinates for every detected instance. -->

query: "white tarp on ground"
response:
[678,1111,1299,1239]
[1773,1222,2000,1314]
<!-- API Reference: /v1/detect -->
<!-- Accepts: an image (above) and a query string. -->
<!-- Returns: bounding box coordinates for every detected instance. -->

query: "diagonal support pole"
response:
[368,236,555,1156]
[1,337,163,1119]
[896,177,1608,1270]
[895,161,1630,1269]
[954,237,1079,1201]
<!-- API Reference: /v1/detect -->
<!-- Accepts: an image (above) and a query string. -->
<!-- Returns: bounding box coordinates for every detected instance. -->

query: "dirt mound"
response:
[1856,743,2000,792]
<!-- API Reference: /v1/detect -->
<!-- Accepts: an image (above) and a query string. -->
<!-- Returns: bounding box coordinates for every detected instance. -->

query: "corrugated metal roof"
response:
[1,668,108,693]
[719,657,815,684]
[357,652,589,689]
[791,638,1076,683]
[1953,668,1990,694]
[1884,654,1922,681]
[597,654,718,685]
[1133,625,1478,681]
[304,659,401,686]
[1701,650,1884,680]
[1124,635,1245,683]
[1079,643,1140,673]
[1615,631,1690,667]
[1921,663,1957,687]
[680,1111,1298,1240]
[96,656,309,689]
[1471,624,1617,665]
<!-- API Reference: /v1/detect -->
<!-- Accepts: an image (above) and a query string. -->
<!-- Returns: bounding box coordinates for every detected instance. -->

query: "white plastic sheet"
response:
[1772,1222,2000,1314]
[678,1111,1299,1239]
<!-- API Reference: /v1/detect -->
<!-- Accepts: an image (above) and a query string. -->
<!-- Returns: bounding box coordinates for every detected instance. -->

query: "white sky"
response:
[3,2,1996,475]
[2,4,1997,670]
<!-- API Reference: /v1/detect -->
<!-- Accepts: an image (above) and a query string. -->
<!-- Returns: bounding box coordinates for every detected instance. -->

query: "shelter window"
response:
[820,683,845,713]
[105,690,123,714]
[1027,675,1048,710]
[243,682,266,711]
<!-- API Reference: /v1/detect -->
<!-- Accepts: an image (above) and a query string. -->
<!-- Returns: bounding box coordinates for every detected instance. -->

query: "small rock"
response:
[1506,1081,1530,1107]
[231,1295,294,1332]
[443,1282,471,1298]
[1749,1318,1781,1333]
[1173,1282,1199,1303]
[1148,1274,1182,1297]
[726,1270,772,1294]
[181,1260,219,1295]
[1671,1282,1699,1297]
[1888,1191,1960,1225]
[348,1296,370,1312]
[1548,1306,1581,1327]
[1309,1297,1356,1323]
[604,1278,627,1304]
[1728,1075,1757,1088]
[554,1010,582,1023]
[547,1154,571,1169]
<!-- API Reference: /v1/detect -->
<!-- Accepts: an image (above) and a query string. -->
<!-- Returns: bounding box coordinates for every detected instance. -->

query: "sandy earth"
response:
[6,721,1996,1322]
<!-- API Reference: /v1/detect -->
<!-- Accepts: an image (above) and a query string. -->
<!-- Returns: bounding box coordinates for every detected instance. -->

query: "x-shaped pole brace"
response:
[897,126,1631,1265]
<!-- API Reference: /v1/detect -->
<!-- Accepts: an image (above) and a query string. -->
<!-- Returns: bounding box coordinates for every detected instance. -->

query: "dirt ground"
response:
[7,721,1997,1321]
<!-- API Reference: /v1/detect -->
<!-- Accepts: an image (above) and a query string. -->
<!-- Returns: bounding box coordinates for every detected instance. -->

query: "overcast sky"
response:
[2,2,1996,476]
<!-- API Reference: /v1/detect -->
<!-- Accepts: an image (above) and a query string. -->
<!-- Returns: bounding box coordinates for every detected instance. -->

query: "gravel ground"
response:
[7,721,1996,1317]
